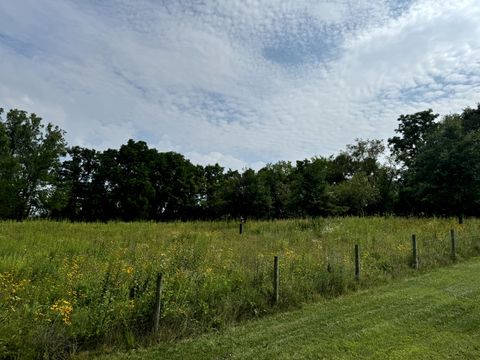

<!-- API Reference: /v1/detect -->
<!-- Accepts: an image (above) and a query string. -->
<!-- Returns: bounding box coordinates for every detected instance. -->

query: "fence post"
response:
[450,229,456,261]
[412,234,418,269]
[153,272,163,334]
[239,222,243,234]
[273,256,279,305]
[355,244,360,281]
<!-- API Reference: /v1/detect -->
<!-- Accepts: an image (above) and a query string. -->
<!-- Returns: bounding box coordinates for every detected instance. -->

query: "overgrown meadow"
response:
[1,218,480,359]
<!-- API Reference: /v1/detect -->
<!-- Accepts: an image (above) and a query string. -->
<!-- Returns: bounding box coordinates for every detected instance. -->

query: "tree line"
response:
[1,104,479,221]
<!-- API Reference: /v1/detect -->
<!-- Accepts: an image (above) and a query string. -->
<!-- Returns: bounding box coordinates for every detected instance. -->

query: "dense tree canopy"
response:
[0,108,66,219]
[388,109,439,168]
[398,114,480,218]
[1,104,480,221]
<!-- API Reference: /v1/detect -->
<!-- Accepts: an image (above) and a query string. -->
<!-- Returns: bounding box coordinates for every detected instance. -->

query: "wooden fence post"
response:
[450,229,456,261]
[412,234,418,269]
[153,272,163,334]
[355,244,360,281]
[239,222,243,234]
[273,256,279,305]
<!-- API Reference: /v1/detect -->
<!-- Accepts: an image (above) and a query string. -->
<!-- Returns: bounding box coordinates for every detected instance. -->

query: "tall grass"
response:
[0,218,479,358]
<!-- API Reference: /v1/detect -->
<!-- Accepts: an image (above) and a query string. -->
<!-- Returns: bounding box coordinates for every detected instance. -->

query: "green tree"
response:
[0,109,17,217]
[55,146,99,220]
[238,168,272,219]
[330,172,380,215]
[116,140,157,221]
[0,108,66,219]
[258,161,293,218]
[218,169,242,219]
[406,114,480,217]
[388,110,439,167]
[328,139,393,215]
[200,164,227,219]
[151,152,202,220]
[88,148,122,221]
[461,104,480,133]
[290,157,332,217]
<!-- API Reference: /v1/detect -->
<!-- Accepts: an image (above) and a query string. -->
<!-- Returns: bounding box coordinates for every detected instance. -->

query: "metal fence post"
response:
[412,234,418,269]
[355,244,360,281]
[153,273,163,334]
[450,229,456,261]
[273,256,279,305]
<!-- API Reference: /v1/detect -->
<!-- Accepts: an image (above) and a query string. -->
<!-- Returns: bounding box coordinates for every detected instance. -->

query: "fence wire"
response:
[2,227,480,359]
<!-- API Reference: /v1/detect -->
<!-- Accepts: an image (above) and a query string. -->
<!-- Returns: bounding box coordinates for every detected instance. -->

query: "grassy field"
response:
[91,258,480,360]
[1,218,480,358]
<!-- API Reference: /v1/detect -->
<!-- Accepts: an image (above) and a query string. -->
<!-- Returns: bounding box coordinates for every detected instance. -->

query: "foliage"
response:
[328,139,391,215]
[257,161,293,218]
[414,115,480,214]
[388,109,439,168]
[461,103,480,133]
[290,157,332,216]
[3,102,480,220]
[394,110,480,217]
[0,108,66,219]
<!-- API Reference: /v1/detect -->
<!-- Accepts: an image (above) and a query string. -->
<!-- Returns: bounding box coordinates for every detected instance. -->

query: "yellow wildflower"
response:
[51,299,73,325]
[125,265,134,275]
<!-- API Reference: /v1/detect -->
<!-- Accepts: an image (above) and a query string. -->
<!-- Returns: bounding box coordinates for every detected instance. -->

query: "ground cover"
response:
[0,218,479,358]
[93,258,480,359]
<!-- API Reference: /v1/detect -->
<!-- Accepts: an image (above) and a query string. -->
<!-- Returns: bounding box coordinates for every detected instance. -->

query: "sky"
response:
[1,0,480,171]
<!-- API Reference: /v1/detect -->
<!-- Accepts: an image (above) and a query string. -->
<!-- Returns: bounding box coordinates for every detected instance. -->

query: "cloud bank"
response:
[1,0,479,170]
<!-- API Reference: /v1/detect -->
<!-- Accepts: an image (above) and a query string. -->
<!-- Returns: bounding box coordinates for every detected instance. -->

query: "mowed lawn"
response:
[91,258,480,360]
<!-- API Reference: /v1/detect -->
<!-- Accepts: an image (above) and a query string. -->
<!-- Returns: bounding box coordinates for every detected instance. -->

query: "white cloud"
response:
[1,0,480,170]
[186,151,247,172]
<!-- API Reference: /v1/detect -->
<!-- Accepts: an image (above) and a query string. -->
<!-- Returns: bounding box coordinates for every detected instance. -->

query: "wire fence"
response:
[2,226,480,359]
[73,229,480,352]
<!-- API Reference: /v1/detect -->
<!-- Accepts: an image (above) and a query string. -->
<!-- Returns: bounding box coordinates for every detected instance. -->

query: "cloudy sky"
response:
[1,1,480,170]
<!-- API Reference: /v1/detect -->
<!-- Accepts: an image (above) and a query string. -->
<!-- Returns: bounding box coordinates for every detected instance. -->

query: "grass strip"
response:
[91,258,480,359]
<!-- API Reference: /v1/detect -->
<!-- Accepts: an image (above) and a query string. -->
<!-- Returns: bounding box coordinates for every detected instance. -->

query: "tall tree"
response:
[407,114,480,217]
[290,157,332,217]
[388,110,439,168]
[331,172,380,215]
[89,148,121,221]
[328,139,393,215]
[55,146,99,220]
[151,152,201,220]
[116,140,156,221]
[0,109,20,218]
[0,108,66,219]
[258,161,293,218]
[200,164,227,219]
[218,169,242,219]
[461,104,480,133]
[237,168,272,219]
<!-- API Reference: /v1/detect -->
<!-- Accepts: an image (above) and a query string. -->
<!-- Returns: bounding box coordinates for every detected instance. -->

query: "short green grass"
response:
[92,258,480,359]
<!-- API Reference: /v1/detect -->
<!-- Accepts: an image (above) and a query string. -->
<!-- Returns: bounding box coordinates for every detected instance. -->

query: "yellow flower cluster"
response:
[124,265,134,275]
[0,272,30,306]
[284,248,296,259]
[397,243,408,253]
[50,299,73,325]
[66,258,80,282]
